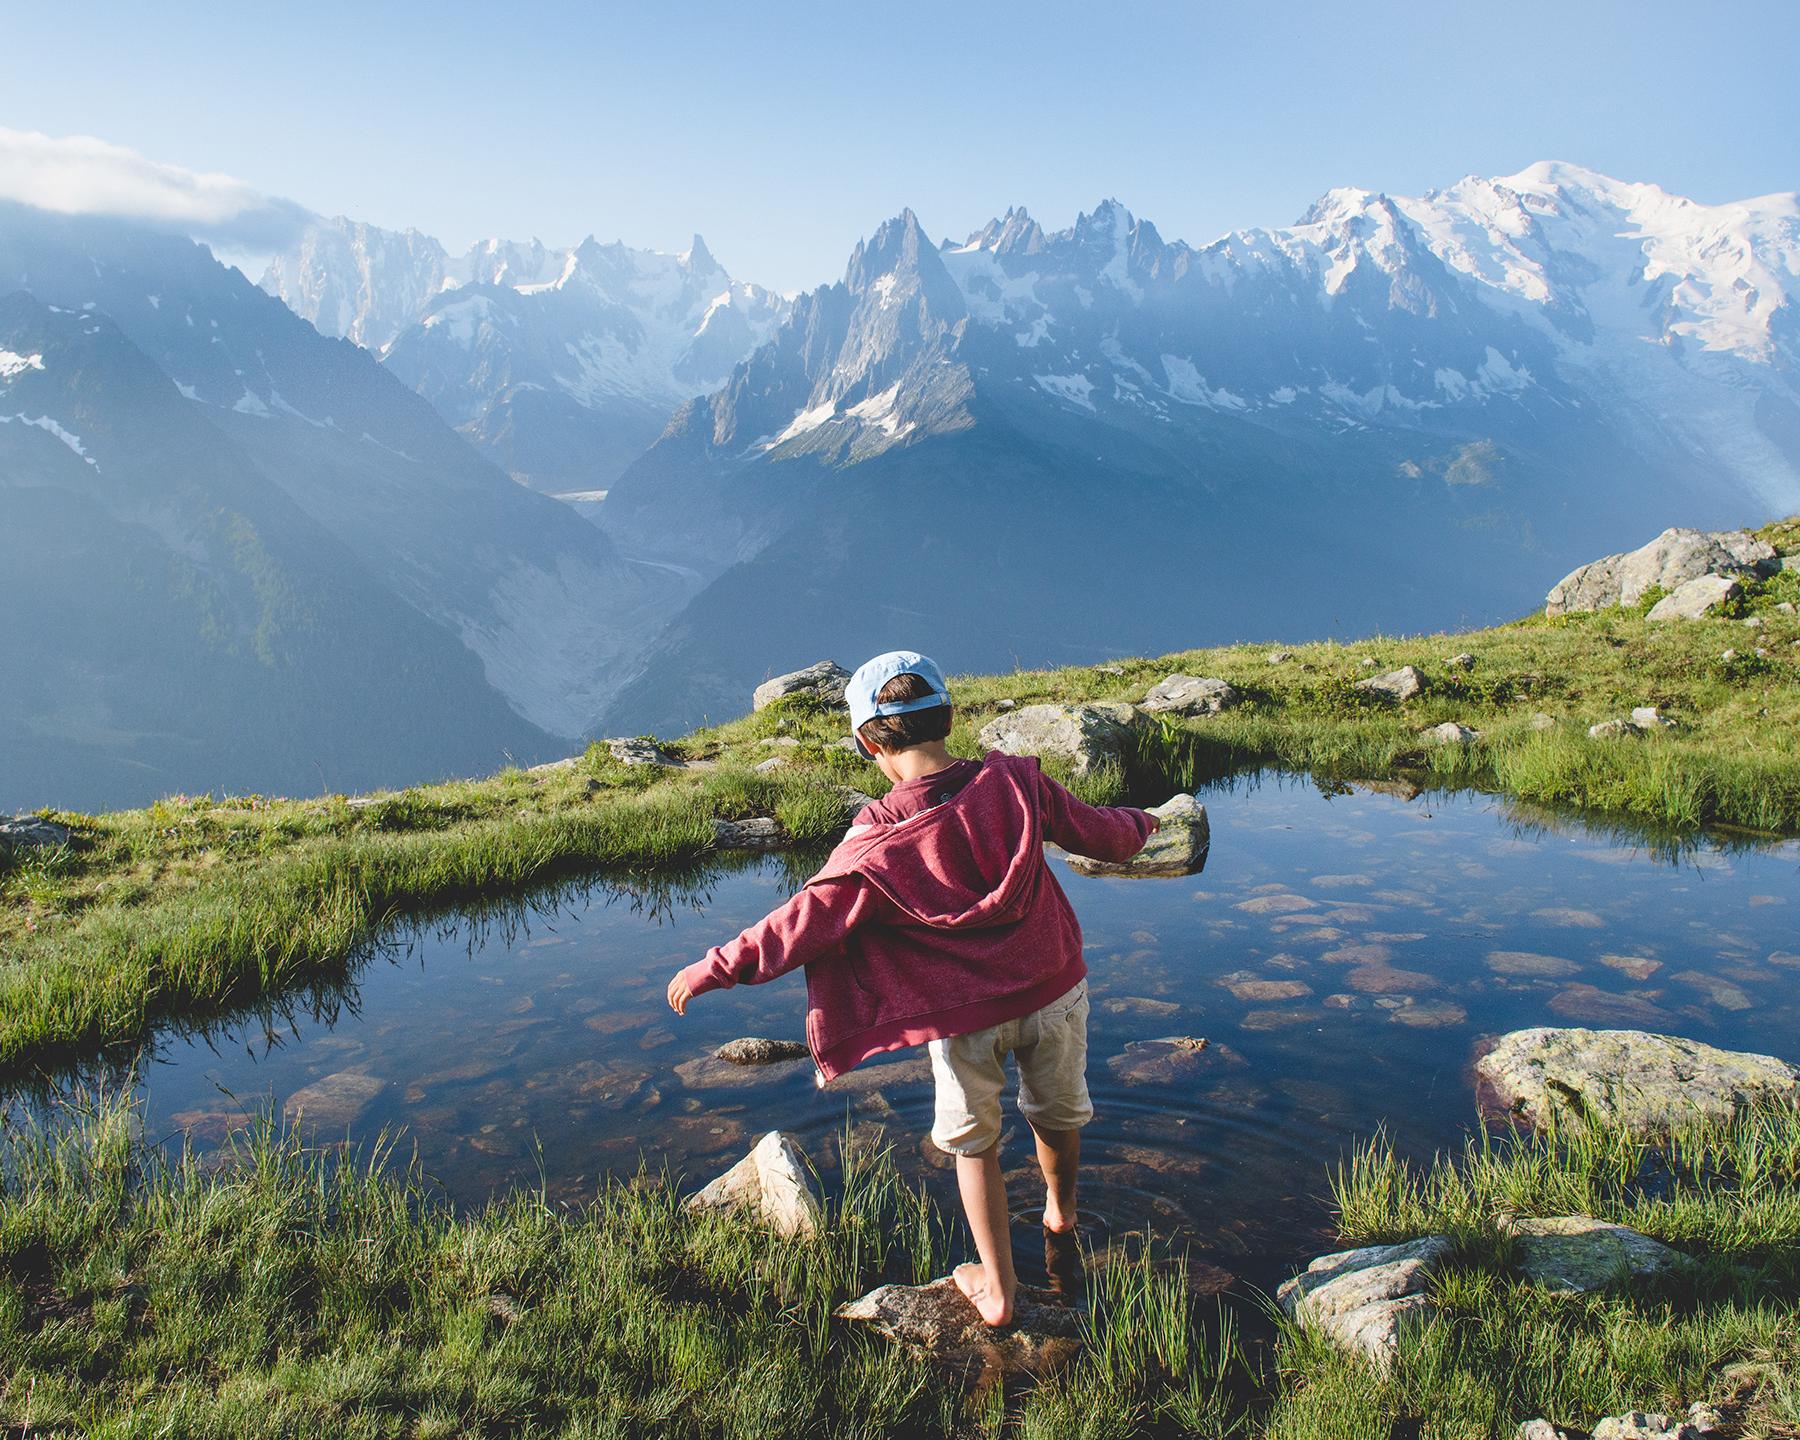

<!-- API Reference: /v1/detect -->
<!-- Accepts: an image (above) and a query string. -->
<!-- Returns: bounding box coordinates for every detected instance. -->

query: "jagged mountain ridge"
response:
[262,219,789,492]
[0,291,555,812]
[595,163,1800,732]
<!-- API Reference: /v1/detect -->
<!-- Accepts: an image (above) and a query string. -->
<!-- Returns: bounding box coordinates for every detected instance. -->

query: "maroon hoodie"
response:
[679,751,1156,1081]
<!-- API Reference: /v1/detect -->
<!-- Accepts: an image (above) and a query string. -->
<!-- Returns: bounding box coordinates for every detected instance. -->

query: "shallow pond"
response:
[111,774,1800,1291]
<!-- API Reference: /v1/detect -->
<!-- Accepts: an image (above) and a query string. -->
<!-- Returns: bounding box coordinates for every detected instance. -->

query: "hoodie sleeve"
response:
[1039,771,1158,863]
[680,876,885,996]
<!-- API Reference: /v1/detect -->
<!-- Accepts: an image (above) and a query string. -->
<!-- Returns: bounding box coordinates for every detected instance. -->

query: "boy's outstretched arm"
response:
[666,877,878,1014]
[1039,770,1159,863]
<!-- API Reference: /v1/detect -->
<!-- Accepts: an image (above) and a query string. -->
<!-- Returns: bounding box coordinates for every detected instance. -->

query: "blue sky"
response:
[6,0,1796,291]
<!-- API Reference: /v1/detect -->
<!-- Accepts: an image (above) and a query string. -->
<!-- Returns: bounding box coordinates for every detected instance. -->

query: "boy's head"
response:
[847,650,953,762]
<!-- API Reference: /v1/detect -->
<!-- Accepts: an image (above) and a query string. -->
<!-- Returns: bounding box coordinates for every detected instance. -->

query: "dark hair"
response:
[857,671,952,753]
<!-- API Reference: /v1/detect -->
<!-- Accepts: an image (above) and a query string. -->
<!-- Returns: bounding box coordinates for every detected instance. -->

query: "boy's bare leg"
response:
[1031,1123,1081,1233]
[952,1144,1017,1326]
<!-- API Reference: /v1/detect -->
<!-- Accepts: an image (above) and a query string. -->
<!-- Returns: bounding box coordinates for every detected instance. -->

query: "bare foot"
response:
[952,1261,1015,1327]
[1042,1202,1077,1236]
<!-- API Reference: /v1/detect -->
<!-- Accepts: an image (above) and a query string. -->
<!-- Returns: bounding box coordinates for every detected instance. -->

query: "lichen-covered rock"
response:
[1356,665,1425,702]
[1506,1216,1691,1295]
[1067,793,1210,877]
[1589,719,1640,740]
[715,1037,811,1066]
[1476,1027,1800,1136]
[1276,1236,1450,1370]
[1647,573,1741,621]
[835,1277,1080,1373]
[711,816,785,851]
[1141,674,1240,716]
[606,737,678,767]
[1592,1410,1707,1440]
[1545,527,1778,615]
[686,1130,821,1237]
[0,816,73,852]
[1421,721,1479,745]
[752,661,852,712]
[976,702,1148,777]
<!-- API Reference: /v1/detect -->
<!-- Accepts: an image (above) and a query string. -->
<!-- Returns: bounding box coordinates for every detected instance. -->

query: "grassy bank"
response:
[2,1097,1795,1436]
[2,518,1796,1074]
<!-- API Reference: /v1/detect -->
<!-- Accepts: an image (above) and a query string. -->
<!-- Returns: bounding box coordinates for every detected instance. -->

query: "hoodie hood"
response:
[813,752,1046,929]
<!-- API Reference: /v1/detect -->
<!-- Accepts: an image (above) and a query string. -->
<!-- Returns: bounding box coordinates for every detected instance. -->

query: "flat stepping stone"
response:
[1505,1216,1690,1296]
[835,1276,1080,1373]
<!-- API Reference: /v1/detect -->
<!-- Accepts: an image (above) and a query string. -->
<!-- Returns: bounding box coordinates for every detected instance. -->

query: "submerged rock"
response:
[1067,793,1210,877]
[835,1277,1080,1373]
[1545,527,1777,615]
[1356,665,1426,702]
[1141,674,1240,716]
[1647,573,1741,621]
[715,1037,811,1066]
[976,702,1148,778]
[1276,1236,1450,1370]
[752,661,852,712]
[1505,1215,1690,1295]
[1476,1027,1800,1135]
[686,1130,821,1237]
[283,1070,385,1131]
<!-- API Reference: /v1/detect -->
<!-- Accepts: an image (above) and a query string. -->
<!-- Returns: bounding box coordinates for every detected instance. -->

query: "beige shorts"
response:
[927,979,1092,1156]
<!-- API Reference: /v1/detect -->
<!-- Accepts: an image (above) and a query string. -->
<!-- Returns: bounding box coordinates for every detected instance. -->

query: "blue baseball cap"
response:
[846,650,952,758]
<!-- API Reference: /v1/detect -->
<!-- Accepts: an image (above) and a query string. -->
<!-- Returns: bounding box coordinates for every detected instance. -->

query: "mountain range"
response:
[5,160,1798,808]
[262,221,789,495]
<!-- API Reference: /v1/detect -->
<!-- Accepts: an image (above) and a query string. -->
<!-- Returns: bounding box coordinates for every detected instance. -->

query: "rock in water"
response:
[1646,573,1741,621]
[1067,793,1210,877]
[976,702,1149,778]
[1545,527,1778,615]
[752,661,852,712]
[1355,666,1426,702]
[835,1277,1081,1373]
[686,1130,822,1237]
[1505,1216,1690,1295]
[1476,1027,1800,1136]
[715,1037,811,1066]
[1141,674,1240,716]
[1276,1236,1450,1370]
[282,1071,385,1131]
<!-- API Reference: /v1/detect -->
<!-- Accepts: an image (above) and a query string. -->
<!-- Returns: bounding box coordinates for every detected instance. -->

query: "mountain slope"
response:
[0,291,556,813]
[263,219,789,492]
[0,201,690,740]
[597,167,1800,733]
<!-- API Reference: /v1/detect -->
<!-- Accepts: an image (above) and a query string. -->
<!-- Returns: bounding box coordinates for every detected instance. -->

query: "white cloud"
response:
[0,128,314,247]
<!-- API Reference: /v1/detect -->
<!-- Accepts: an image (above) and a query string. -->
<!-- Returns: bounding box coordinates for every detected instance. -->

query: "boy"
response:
[666,651,1157,1326]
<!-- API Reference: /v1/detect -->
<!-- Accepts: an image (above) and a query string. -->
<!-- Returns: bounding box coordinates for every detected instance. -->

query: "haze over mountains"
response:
[5,160,1798,810]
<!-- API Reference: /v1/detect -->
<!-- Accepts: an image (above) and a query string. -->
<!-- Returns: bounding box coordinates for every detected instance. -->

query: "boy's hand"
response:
[667,971,695,1015]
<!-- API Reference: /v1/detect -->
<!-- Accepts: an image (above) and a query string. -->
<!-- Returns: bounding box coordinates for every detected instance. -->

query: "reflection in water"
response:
[23,773,1800,1293]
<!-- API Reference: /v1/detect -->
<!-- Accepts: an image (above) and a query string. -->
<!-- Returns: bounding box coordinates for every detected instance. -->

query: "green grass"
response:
[1257,1111,1800,1439]
[0,1094,1242,1438]
[3,531,1797,1075]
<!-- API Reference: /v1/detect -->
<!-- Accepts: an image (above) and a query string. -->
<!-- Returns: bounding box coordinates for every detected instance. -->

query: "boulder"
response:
[1529,712,1558,731]
[606,737,678,767]
[1476,1027,1800,1136]
[1446,652,1476,670]
[0,816,73,852]
[1267,650,1295,664]
[835,1276,1080,1373]
[715,1037,811,1066]
[1276,1236,1450,1370]
[711,817,785,851]
[1356,665,1425,702]
[1545,527,1778,615]
[1421,721,1479,746]
[752,661,852,712]
[1066,793,1210,878]
[1592,1410,1710,1440]
[1647,574,1741,622]
[686,1130,821,1237]
[976,702,1149,778]
[1505,1215,1690,1295]
[1141,674,1240,716]
[1629,706,1676,730]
